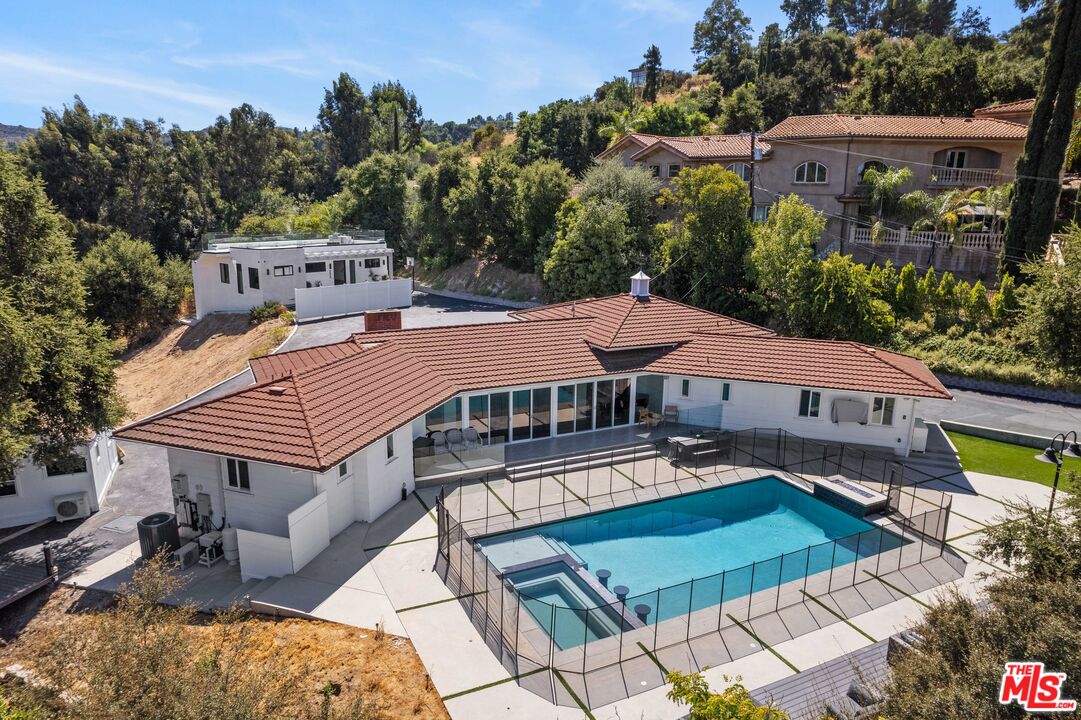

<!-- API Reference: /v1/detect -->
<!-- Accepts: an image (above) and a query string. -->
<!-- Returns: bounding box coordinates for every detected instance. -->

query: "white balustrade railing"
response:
[929,166,1000,187]
[849,226,1003,251]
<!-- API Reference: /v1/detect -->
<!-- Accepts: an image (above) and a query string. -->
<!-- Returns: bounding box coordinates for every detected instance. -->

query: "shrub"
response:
[249,300,288,324]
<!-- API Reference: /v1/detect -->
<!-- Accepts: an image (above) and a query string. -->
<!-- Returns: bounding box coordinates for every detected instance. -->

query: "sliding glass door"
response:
[532,387,551,438]
[512,390,531,441]
[489,392,510,443]
[575,382,594,432]
[557,385,575,435]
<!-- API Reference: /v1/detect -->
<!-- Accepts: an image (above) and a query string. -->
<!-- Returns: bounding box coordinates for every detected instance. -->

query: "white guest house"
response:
[115,274,951,581]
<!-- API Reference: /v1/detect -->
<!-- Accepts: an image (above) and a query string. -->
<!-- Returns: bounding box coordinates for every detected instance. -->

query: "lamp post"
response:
[1034,430,1081,519]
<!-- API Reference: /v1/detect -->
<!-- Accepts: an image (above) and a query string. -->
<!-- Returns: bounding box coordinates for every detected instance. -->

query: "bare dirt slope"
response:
[115,314,291,423]
[0,587,448,720]
[419,257,544,303]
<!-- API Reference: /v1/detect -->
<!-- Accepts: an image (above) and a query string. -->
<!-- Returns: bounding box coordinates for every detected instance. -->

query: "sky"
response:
[0,0,1030,130]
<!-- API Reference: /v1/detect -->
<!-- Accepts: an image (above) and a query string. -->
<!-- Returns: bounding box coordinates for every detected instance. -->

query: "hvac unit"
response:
[174,541,200,570]
[53,491,91,522]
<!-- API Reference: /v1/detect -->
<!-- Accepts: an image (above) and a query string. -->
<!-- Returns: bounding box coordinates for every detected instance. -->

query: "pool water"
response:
[479,477,904,647]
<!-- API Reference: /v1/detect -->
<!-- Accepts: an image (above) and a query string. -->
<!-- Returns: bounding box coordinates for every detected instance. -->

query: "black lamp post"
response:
[1034,430,1081,519]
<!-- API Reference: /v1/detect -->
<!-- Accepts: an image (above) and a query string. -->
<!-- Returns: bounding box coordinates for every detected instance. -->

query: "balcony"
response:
[928,166,1000,187]
[849,226,1003,251]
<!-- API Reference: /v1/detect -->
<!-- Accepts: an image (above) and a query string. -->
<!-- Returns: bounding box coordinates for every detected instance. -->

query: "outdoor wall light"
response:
[1034,431,1080,519]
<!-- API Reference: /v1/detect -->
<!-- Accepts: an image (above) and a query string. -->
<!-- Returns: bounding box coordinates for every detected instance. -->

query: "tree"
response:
[881,489,1081,718]
[543,199,634,301]
[781,0,826,34]
[317,72,373,170]
[643,45,662,103]
[654,165,754,315]
[811,253,896,343]
[513,160,573,272]
[207,104,288,228]
[513,100,609,175]
[369,80,423,151]
[667,671,790,719]
[880,0,925,37]
[922,0,957,35]
[82,233,188,338]
[1018,225,1081,373]
[0,152,122,476]
[339,151,410,249]
[901,188,978,264]
[600,109,643,145]
[415,145,473,264]
[719,83,765,134]
[693,0,755,90]
[826,0,884,33]
[860,165,913,242]
[578,159,661,251]
[749,195,824,333]
[636,103,710,136]
[470,123,505,152]
[1003,0,1081,274]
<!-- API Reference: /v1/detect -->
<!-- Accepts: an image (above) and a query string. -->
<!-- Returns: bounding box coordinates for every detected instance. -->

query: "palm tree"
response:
[969,183,1012,243]
[861,165,913,244]
[601,108,643,146]
[901,188,981,266]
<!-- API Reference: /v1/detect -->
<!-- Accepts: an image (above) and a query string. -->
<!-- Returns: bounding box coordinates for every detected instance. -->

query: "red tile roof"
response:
[116,294,951,471]
[628,135,772,162]
[974,99,1035,116]
[763,114,1028,141]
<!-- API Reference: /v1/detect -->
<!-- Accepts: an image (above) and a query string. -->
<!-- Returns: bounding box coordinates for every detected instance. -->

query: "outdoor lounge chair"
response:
[446,428,465,451]
[662,404,679,424]
[463,427,482,448]
[639,407,661,428]
[429,431,448,453]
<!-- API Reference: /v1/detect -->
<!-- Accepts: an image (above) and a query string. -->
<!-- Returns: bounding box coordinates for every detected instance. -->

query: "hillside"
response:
[0,123,34,147]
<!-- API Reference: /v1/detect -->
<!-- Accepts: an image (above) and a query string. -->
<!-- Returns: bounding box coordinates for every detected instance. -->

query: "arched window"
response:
[726,162,752,182]
[857,160,888,184]
[793,161,828,184]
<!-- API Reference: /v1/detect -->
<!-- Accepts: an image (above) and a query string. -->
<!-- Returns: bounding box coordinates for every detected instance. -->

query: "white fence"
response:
[928,165,1001,187]
[294,278,412,322]
[849,226,1004,252]
[236,492,330,581]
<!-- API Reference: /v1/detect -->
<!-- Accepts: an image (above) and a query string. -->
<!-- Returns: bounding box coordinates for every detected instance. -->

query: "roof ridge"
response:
[289,371,327,468]
[603,295,639,346]
[848,342,943,396]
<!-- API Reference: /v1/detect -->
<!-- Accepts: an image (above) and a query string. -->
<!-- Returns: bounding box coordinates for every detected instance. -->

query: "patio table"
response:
[669,436,715,465]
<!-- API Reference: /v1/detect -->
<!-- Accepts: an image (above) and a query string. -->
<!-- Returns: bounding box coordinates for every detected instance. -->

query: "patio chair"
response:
[430,431,448,453]
[639,407,661,429]
[463,427,482,448]
[662,404,679,424]
[446,428,465,451]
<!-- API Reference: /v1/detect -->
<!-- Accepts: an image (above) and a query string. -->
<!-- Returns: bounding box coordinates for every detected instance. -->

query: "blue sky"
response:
[1,0,1028,130]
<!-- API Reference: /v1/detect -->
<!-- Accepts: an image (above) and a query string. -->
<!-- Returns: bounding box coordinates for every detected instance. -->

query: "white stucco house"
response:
[192,232,410,321]
[115,274,952,582]
[0,433,120,530]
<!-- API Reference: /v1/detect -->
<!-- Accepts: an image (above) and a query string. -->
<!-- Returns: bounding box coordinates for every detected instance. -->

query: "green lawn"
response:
[946,431,1081,488]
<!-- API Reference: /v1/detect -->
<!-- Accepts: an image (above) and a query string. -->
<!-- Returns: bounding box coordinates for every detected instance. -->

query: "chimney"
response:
[630,270,651,299]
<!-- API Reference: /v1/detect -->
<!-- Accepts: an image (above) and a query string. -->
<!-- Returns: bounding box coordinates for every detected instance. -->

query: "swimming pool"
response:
[479,476,904,648]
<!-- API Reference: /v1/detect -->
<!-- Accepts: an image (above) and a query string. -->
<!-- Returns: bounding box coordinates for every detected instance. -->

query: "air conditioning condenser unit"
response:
[53,491,91,522]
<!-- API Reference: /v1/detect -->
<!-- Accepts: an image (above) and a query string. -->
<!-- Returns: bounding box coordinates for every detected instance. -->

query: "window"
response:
[425,397,462,434]
[794,161,828,184]
[386,435,395,461]
[532,387,552,438]
[0,468,14,497]
[512,390,531,441]
[575,382,594,433]
[667,164,682,179]
[248,266,260,290]
[857,160,887,185]
[726,162,752,182]
[349,259,356,283]
[648,165,660,177]
[226,459,250,491]
[219,264,230,284]
[273,265,294,277]
[236,263,244,294]
[870,396,896,426]
[46,454,88,476]
[364,258,381,269]
[945,149,967,169]
[753,205,769,223]
[721,382,731,402]
[557,385,575,435]
[798,389,821,418]
[681,379,690,397]
[338,462,348,480]
[304,262,326,273]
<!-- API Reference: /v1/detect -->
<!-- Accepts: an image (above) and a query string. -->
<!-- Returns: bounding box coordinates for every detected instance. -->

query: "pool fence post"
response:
[583,606,590,677]
[609,451,613,501]
[511,471,516,521]
[896,519,906,573]
[548,602,556,698]
[802,544,811,595]
[853,531,863,586]
[652,587,661,652]
[485,476,490,533]
[752,428,758,467]
[716,569,726,632]
[585,455,591,503]
[686,579,694,641]
[537,467,542,516]
[827,540,838,593]
[512,583,520,668]
[747,561,757,620]
[775,553,783,612]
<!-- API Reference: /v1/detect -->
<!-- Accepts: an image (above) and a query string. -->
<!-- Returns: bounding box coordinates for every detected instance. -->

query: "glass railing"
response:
[414,442,506,478]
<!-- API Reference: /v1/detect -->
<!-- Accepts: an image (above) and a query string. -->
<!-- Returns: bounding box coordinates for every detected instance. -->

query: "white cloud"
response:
[615,0,696,24]
[0,51,235,111]
[171,50,320,78]
[416,56,479,80]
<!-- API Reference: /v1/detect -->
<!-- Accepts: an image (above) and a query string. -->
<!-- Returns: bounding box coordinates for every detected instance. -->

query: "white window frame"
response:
[945,149,967,169]
[798,389,821,418]
[794,161,828,185]
[225,458,251,492]
[680,379,690,398]
[869,396,896,426]
[337,461,349,483]
[726,162,752,182]
[273,265,294,277]
[667,163,682,179]
[386,435,396,463]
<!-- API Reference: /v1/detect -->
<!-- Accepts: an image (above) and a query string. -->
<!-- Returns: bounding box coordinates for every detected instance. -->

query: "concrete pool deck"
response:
[67,461,1046,719]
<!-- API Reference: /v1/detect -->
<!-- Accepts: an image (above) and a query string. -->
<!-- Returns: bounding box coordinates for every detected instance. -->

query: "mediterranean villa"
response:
[114,274,950,582]
[598,99,1033,274]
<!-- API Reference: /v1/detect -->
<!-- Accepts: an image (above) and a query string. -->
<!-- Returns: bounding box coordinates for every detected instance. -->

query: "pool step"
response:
[506,443,661,482]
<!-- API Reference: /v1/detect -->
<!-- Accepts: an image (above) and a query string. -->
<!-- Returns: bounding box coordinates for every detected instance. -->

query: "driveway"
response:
[921,388,1081,439]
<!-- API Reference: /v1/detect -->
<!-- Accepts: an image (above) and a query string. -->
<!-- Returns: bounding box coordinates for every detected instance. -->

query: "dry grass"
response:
[114,314,292,423]
[0,586,448,720]
[419,257,543,303]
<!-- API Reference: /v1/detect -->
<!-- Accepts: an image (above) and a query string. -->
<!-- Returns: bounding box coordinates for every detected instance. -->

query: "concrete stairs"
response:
[505,443,661,483]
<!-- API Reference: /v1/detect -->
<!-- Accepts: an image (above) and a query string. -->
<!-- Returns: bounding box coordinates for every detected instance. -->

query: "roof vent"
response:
[630,270,651,299]
[268,386,287,396]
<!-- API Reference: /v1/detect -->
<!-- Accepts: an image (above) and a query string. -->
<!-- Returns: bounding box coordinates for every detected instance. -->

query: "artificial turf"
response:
[946,431,1081,488]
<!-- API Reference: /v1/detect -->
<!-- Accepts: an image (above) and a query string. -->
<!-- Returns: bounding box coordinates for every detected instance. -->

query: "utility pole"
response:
[747,131,757,221]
